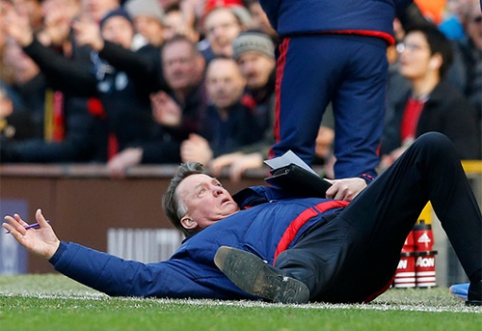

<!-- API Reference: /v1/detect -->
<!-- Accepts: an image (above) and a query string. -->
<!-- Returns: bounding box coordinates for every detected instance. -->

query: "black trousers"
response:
[275,132,482,303]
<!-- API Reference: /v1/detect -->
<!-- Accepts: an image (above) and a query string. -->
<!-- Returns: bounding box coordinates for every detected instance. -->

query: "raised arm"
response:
[72,17,165,92]
[2,3,97,96]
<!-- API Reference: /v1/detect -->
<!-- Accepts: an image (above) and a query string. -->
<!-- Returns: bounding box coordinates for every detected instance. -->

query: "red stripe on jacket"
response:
[273,200,350,263]
[327,30,395,45]
[269,37,290,160]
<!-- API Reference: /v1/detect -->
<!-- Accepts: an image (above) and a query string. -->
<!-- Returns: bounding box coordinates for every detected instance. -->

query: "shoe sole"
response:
[214,246,310,304]
[466,300,482,306]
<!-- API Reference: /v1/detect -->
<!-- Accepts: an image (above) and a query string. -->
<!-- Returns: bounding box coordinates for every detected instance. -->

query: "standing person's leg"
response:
[331,36,388,181]
[270,35,342,166]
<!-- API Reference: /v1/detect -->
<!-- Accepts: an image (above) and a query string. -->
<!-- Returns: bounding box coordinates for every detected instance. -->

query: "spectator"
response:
[380,24,481,169]
[197,6,250,63]
[124,0,166,48]
[152,35,206,140]
[439,0,476,40]
[179,0,244,39]
[107,35,207,177]
[0,1,110,163]
[210,31,275,181]
[163,4,200,42]
[257,0,414,202]
[181,57,265,166]
[3,6,166,160]
[0,39,105,163]
[0,86,34,143]
[1,38,45,139]
[448,1,482,125]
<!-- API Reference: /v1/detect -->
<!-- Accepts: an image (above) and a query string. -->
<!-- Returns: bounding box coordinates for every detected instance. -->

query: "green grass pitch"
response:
[0,274,480,331]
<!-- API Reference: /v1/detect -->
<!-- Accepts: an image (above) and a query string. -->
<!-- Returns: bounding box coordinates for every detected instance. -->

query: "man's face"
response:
[176,174,239,232]
[163,10,182,41]
[466,5,482,50]
[133,15,164,46]
[204,8,241,57]
[162,40,203,91]
[101,16,134,49]
[399,31,433,80]
[237,52,275,90]
[206,58,246,109]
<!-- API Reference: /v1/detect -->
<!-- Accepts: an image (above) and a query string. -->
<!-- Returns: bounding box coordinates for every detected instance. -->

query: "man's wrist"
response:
[360,173,375,184]
[48,241,66,264]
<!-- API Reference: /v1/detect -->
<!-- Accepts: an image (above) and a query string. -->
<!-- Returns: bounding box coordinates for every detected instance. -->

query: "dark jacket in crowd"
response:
[2,96,106,163]
[200,100,269,158]
[381,80,481,160]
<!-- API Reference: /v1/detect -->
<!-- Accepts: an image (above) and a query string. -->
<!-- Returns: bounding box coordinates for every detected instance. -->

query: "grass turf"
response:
[0,275,480,331]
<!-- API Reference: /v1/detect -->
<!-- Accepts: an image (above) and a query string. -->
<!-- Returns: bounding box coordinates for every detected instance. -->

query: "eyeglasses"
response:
[397,42,430,53]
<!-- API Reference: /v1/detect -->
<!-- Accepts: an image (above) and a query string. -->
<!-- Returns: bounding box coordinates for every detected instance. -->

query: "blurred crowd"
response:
[0,0,480,180]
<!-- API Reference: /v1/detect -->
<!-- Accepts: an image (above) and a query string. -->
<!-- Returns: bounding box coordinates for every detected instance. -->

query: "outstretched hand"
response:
[325,177,367,201]
[3,209,60,259]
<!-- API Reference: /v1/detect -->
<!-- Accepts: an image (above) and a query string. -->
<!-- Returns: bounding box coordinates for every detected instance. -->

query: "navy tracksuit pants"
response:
[276,132,482,303]
[271,34,388,181]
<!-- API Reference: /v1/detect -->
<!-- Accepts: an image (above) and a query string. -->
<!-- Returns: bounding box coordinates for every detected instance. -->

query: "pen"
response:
[5,220,50,234]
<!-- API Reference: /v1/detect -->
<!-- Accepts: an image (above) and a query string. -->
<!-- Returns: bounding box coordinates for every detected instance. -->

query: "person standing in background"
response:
[259,0,413,201]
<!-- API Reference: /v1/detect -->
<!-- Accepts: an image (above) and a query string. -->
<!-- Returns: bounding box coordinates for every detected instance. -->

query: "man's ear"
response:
[180,216,198,230]
[429,53,443,71]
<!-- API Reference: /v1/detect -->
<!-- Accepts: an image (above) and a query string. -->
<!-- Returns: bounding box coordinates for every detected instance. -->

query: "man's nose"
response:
[212,186,223,196]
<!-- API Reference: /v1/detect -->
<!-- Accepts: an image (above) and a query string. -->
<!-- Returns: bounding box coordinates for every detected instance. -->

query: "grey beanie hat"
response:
[124,0,165,24]
[232,31,275,60]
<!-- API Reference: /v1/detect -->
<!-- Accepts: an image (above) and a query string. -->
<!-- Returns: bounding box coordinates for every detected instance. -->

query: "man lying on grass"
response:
[3,132,482,306]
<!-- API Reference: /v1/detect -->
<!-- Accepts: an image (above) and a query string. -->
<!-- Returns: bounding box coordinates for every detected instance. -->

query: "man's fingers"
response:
[325,184,347,201]
[13,213,29,227]
[3,215,26,236]
[2,222,16,235]
[36,209,49,226]
[325,186,336,199]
